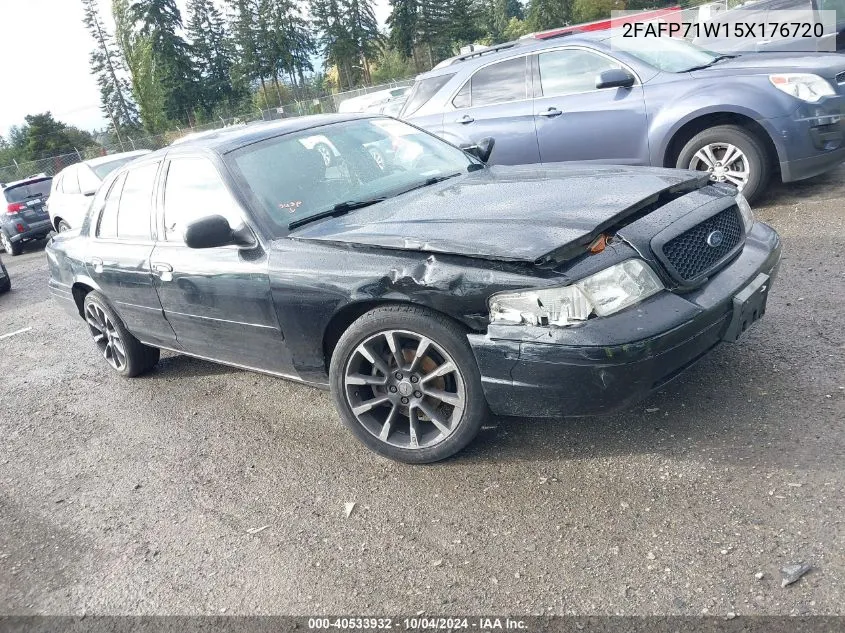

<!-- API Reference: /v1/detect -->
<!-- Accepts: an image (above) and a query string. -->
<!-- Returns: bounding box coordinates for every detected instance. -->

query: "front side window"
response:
[97,172,126,239]
[163,157,242,242]
[470,57,528,107]
[116,162,158,240]
[538,49,622,96]
[227,118,477,236]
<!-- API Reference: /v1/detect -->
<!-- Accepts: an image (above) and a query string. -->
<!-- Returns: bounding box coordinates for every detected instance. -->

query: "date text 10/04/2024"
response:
[307,617,528,630]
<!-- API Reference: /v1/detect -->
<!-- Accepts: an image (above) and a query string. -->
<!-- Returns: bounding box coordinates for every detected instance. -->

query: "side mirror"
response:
[460,137,496,163]
[596,69,635,90]
[184,215,254,249]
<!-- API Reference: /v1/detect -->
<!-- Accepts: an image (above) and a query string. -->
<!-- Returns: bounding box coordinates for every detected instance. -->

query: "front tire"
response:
[329,305,488,464]
[0,260,9,293]
[83,291,160,377]
[1,231,22,256]
[56,219,71,232]
[676,124,770,203]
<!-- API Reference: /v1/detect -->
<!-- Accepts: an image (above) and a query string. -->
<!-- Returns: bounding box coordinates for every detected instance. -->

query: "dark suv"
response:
[1,175,54,255]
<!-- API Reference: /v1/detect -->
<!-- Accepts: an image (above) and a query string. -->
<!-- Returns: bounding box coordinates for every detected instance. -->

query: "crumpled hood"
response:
[288,164,710,263]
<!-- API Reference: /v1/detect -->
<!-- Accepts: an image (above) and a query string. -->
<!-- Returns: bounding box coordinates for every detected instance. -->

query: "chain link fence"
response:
[0,79,415,184]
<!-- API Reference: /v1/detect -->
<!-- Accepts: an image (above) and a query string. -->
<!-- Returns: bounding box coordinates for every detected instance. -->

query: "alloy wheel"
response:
[85,303,127,371]
[343,329,466,450]
[58,221,71,232]
[688,143,750,189]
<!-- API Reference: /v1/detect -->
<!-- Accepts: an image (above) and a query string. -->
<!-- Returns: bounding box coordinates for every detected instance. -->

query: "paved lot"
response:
[1,169,844,617]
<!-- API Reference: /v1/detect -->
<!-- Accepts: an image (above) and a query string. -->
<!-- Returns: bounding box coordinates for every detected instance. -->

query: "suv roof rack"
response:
[441,41,518,66]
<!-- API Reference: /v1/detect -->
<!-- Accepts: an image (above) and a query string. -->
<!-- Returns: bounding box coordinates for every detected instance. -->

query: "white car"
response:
[48,151,150,232]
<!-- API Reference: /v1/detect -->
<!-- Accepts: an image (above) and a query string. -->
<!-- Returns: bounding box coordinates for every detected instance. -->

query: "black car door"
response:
[149,154,293,374]
[86,162,177,348]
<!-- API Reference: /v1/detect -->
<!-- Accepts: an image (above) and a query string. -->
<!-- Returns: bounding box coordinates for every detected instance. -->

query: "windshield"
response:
[91,156,142,180]
[400,74,454,117]
[228,118,476,235]
[611,36,721,72]
[3,178,52,203]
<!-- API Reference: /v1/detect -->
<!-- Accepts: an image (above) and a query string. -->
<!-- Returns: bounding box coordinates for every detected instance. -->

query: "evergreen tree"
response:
[387,0,418,58]
[187,0,242,113]
[527,0,573,31]
[449,0,483,46]
[114,0,169,133]
[417,0,451,68]
[81,0,139,141]
[131,0,198,124]
[505,0,524,20]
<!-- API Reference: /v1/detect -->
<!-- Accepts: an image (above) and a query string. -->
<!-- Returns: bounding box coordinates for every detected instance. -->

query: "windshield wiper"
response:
[683,54,736,72]
[395,172,463,196]
[289,198,386,230]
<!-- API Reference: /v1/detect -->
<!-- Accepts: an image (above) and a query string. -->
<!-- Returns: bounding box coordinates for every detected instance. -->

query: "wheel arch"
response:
[71,277,100,318]
[661,110,781,174]
[321,299,469,373]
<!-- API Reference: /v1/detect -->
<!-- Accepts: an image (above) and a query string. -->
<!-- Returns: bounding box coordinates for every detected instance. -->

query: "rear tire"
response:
[82,291,160,377]
[1,231,22,256]
[676,124,770,203]
[57,219,71,232]
[329,304,488,464]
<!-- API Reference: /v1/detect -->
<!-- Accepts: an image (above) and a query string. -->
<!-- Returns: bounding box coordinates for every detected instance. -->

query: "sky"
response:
[0,0,391,138]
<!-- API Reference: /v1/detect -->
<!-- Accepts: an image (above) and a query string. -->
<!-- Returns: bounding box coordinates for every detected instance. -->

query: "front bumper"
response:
[467,222,781,418]
[768,95,845,182]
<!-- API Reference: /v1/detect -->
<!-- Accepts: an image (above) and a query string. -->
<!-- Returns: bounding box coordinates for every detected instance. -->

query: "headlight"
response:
[489,259,664,327]
[769,73,834,103]
[735,193,754,234]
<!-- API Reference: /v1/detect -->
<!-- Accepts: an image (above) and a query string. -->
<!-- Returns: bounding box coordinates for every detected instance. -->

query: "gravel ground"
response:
[0,169,843,617]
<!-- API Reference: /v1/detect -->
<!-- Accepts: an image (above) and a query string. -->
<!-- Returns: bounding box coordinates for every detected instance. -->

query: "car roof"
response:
[3,174,52,188]
[83,150,151,167]
[418,30,613,78]
[160,113,378,155]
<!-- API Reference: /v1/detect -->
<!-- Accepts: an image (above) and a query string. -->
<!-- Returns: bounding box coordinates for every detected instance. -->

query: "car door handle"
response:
[455,115,475,124]
[538,108,562,118]
[152,262,173,282]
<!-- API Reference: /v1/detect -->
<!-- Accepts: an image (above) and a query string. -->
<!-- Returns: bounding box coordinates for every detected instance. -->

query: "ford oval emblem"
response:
[706,230,724,248]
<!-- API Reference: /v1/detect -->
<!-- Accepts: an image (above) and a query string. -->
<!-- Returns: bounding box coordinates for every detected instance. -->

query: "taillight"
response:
[7,202,25,214]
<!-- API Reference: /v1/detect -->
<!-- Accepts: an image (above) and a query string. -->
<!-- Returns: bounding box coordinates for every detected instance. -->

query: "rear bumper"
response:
[48,278,80,317]
[467,222,781,418]
[6,219,53,242]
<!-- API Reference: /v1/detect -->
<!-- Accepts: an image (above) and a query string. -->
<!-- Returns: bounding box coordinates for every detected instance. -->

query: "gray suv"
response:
[400,30,845,201]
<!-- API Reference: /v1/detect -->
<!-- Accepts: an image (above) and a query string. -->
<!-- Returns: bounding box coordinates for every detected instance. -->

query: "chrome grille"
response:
[661,206,743,282]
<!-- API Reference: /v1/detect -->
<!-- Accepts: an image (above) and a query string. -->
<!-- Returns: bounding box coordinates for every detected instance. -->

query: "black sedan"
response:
[46,114,781,463]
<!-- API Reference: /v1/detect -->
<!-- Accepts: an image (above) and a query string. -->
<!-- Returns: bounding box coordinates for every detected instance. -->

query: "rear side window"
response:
[78,165,102,194]
[538,49,622,97]
[62,166,81,195]
[116,163,159,240]
[162,157,241,242]
[468,56,528,107]
[97,173,126,239]
[401,73,455,117]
